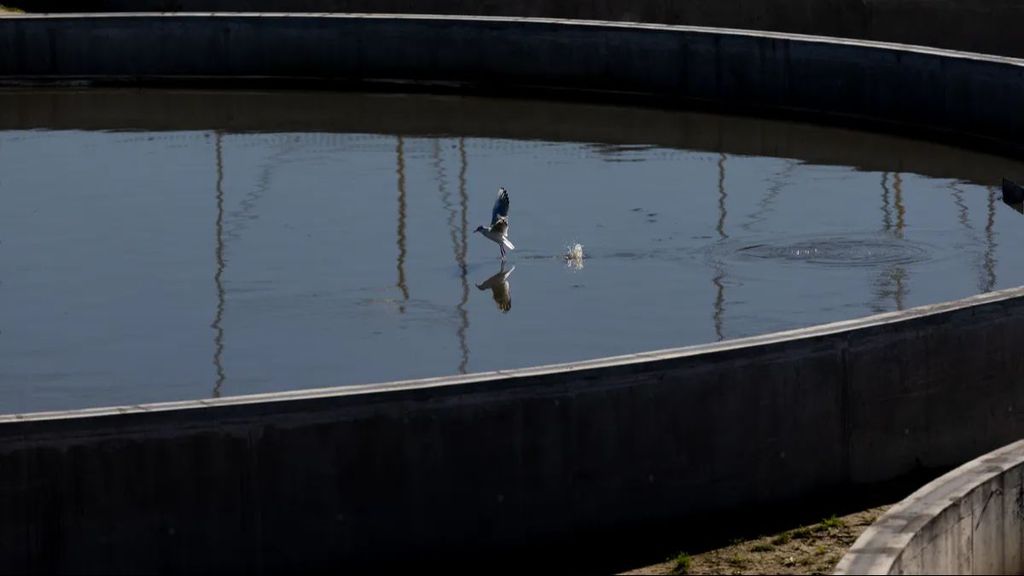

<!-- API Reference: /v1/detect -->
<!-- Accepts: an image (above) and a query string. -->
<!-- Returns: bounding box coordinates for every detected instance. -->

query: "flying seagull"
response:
[476,264,515,313]
[475,187,515,260]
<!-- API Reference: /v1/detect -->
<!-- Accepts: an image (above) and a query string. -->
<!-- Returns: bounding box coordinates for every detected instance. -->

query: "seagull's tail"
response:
[502,238,515,250]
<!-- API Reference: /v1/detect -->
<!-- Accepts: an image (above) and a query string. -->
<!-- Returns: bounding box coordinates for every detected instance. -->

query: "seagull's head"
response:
[474,225,486,234]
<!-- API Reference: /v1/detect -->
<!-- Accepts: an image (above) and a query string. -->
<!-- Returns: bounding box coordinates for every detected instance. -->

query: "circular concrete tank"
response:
[2,13,1024,572]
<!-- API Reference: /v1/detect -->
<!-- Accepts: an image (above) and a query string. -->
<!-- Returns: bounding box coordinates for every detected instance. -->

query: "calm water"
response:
[3,90,1024,413]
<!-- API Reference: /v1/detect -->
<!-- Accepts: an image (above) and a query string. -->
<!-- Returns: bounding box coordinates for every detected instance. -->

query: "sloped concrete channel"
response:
[3,14,1024,572]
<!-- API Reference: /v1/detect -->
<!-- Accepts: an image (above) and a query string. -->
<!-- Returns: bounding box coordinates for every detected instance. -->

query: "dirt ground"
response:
[618,505,891,575]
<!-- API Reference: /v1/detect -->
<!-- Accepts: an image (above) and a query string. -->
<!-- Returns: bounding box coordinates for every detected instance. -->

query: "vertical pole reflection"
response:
[949,181,974,236]
[892,172,907,310]
[211,131,226,398]
[893,172,906,240]
[395,136,409,313]
[873,172,907,312]
[711,152,728,342]
[880,172,892,232]
[434,139,470,374]
[716,153,729,241]
[947,181,997,294]
[456,139,471,374]
[741,161,793,233]
[948,180,985,293]
[983,186,997,292]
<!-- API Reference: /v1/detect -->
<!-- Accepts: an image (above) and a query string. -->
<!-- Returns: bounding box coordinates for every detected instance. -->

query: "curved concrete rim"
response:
[4,283,1024,422]
[835,438,1024,574]
[7,11,1024,66]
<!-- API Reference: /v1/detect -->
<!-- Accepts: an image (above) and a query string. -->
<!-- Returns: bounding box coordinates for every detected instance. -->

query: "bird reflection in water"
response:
[476,264,515,313]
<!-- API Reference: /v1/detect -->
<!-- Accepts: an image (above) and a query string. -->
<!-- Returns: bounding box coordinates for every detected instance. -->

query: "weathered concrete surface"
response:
[13,0,1024,59]
[5,288,1024,571]
[836,439,1024,574]
[1,15,1023,160]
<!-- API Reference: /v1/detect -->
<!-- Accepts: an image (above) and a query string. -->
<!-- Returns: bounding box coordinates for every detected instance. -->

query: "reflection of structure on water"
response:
[395,136,409,312]
[711,152,729,342]
[435,137,472,374]
[873,171,908,312]
[201,130,1008,396]
[211,131,226,398]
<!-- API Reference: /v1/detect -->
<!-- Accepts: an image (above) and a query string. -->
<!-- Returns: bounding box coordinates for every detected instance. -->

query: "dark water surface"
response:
[3,89,1024,413]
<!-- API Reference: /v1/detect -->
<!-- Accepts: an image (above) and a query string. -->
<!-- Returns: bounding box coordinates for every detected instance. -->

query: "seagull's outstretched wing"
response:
[491,187,510,226]
[490,217,508,237]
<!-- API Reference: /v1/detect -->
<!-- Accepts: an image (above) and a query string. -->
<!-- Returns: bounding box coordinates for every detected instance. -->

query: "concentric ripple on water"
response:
[732,236,933,268]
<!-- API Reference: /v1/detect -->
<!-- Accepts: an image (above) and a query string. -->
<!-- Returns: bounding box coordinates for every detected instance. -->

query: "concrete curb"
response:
[836,439,1024,574]
[13,0,1024,59]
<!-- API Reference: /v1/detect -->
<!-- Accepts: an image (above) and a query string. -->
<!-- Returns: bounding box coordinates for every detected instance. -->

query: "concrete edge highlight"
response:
[836,439,1024,574]
[8,11,1024,63]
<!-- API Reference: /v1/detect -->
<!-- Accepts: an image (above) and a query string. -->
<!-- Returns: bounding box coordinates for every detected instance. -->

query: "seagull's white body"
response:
[475,187,515,259]
[480,223,515,251]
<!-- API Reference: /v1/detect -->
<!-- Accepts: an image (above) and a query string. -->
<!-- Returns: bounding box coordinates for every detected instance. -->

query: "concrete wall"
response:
[5,286,1024,571]
[3,14,1024,571]
[836,439,1024,574]
[12,0,1024,59]
[2,15,1024,160]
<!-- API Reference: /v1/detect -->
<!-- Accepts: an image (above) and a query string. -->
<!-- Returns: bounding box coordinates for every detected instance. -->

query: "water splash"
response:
[565,242,585,270]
